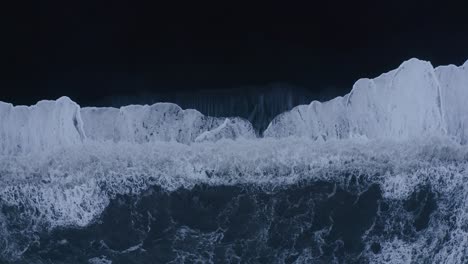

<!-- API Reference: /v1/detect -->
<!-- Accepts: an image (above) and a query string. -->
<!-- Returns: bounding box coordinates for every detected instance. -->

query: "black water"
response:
[11,180,436,264]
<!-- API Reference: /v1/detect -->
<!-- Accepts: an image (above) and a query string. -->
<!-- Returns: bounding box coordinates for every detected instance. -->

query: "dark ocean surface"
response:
[8,181,435,264]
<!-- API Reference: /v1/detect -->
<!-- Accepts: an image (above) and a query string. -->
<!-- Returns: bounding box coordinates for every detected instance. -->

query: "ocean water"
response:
[0,138,467,263]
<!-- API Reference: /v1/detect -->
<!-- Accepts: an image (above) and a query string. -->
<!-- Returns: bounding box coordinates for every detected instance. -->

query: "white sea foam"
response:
[0,137,467,261]
[88,255,112,264]
[0,58,466,156]
[80,103,255,144]
[265,59,468,143]
[1,58,468,262]
[0,97,84,155]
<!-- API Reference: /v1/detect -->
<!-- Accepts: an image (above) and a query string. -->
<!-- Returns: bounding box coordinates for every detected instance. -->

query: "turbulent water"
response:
[1,58,468,263]
[1,138,468,263]
[95,84,321,134]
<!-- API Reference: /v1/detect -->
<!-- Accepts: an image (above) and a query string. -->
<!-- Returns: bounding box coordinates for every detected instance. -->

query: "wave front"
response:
[1,58,468,263]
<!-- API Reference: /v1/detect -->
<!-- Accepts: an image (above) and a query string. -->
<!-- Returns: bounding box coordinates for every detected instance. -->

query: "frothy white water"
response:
[0,58,467,156]
[1,58,468,262]
[436,60,468,144]
[0,137,467,262]
[265,59,468,143]
[0,97,85,155]
[0,98,255,156]
[81,104,255,144]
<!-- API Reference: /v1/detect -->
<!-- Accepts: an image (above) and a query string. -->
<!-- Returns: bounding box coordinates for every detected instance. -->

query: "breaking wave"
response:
[0,137,468,263]
[1,58,468,263]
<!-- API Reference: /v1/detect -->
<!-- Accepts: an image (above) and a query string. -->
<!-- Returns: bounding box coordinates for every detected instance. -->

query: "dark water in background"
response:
[13,179,436,264]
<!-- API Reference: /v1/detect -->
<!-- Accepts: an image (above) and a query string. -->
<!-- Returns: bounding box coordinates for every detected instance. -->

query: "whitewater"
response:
[0,58,467,263]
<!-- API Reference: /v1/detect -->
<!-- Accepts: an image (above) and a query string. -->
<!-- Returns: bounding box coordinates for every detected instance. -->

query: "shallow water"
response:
[18,182,380,263]
[0,138,466,263]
